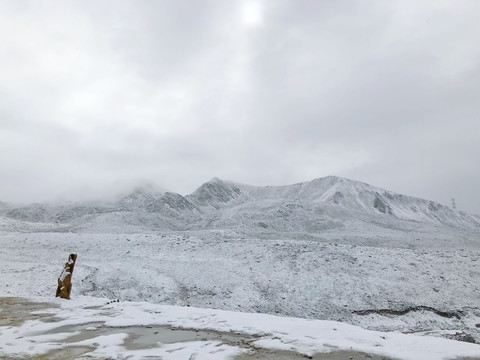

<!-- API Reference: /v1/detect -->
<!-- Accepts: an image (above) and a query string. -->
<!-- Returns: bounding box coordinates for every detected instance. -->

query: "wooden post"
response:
[56,253,77,300]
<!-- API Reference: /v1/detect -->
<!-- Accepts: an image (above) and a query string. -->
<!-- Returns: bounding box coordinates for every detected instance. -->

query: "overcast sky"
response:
[1,0,479,213]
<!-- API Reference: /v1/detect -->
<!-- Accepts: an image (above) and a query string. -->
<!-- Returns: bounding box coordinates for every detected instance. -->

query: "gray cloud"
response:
[0,0,479,213]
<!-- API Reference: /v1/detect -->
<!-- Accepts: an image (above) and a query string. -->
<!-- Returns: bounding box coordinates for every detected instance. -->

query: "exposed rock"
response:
[373,195,393,215]
[445,332,476,344]
[353,306,462,319]
[333,191,344,204]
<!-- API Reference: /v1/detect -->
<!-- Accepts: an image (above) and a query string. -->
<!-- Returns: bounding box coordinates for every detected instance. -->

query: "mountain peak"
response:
[188,177,243,209]
[1,176,478,233]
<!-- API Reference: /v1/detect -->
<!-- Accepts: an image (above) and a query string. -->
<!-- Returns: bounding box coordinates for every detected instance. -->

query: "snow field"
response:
[0,231,479,341]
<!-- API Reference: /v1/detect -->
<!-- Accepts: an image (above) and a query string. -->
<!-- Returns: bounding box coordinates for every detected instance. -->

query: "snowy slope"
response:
[191,176,478,227]
[183,177,480,239]
[1,232,479,343]
[0,215,70,234]
[1,176,478,237]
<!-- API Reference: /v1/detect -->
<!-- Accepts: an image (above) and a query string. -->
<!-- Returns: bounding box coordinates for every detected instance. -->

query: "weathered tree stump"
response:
[56,253,77,300]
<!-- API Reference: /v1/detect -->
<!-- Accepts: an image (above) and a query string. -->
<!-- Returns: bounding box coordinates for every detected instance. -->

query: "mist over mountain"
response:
[1,176,479,239]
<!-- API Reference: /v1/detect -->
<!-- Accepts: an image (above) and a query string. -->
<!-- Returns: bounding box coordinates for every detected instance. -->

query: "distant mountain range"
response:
[1,176,479,235]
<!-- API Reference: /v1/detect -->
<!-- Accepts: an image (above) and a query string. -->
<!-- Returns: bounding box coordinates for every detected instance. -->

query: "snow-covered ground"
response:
[1,296,480,360]
[1,177,479,358]
[0,230,479,359]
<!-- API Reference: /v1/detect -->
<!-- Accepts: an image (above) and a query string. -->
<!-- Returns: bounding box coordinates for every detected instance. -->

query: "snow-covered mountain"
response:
[1,176,479,235]
[2,177,480,348]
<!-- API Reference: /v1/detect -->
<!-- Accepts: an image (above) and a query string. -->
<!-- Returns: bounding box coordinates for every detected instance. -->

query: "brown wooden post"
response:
[56,253,77,300]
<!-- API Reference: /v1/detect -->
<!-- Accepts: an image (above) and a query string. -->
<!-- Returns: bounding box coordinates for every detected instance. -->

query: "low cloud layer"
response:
[1,0,479,213]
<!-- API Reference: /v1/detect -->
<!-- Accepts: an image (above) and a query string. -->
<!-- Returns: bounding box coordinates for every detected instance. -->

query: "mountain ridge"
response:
[1,176,478,235]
